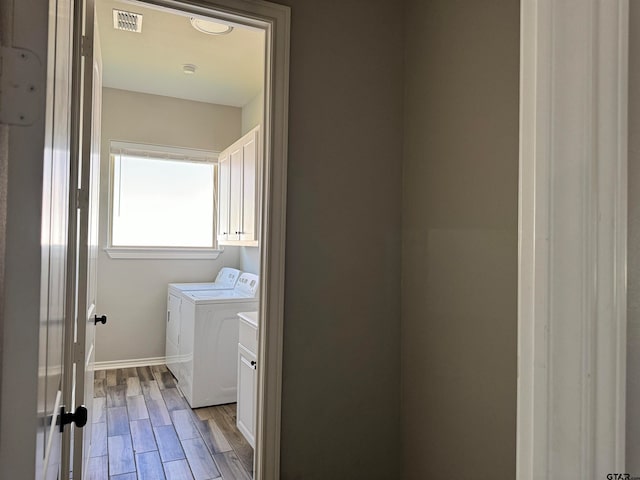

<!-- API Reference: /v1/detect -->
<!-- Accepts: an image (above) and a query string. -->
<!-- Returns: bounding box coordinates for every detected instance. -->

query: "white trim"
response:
[110,140,219,163]
[94,356,167,371]
[518,1,628,478]
[104,247,223,259]
[116,3,289,480]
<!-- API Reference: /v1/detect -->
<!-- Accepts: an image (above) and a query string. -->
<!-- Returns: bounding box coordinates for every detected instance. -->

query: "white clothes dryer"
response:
[166,267,242,378]
[173,273,260,408]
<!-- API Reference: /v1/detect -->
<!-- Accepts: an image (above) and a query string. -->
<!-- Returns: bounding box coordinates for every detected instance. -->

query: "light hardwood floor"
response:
[87,365,253,480]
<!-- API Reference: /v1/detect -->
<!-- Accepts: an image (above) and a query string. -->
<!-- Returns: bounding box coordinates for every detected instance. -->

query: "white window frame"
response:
[104,140,224,259]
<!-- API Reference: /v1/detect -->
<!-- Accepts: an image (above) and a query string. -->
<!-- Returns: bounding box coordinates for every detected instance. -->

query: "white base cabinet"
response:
[237,311,258,447]
[237,344,256,447]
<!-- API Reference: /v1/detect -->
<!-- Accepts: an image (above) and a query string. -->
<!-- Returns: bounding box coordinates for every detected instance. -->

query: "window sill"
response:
[104,247,224,260]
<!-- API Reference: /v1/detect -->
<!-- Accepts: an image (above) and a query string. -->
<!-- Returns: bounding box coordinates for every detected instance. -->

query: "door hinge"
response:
[0,46,44,126]
[76,188,89,210]
[81,36,93,57]
[73,342,85,363]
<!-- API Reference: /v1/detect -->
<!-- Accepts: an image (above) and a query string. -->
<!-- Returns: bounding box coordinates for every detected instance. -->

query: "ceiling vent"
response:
[113,9,143,33]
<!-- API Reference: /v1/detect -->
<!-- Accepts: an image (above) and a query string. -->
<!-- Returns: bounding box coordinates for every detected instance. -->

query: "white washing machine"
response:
[174,273,260,408]
[166,267,242,377]
[167,267,242,297]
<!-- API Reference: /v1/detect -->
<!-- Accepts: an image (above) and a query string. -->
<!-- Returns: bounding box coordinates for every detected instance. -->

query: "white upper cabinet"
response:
[217,126,260,246]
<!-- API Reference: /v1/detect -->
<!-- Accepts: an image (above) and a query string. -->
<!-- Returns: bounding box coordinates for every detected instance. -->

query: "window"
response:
[107,142,221,259]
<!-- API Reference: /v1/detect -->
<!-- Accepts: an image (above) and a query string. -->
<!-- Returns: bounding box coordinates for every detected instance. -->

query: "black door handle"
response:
[59,405,88,432]
[94,314,107,325]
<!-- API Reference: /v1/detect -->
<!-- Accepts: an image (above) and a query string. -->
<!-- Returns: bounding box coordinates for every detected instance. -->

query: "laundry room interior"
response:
[89,1,266,478]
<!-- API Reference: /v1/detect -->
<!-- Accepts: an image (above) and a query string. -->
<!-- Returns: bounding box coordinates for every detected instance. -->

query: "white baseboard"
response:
[94,356,166,371]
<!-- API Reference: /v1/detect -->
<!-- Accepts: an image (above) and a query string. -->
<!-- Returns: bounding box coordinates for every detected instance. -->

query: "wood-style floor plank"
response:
[193,407,211,421]
[110,473,137,480]
[162,387,189,411]
[163,459,195,480]
[130,419,157,454]
[86,455,107,480]
[195,418,232,454]
[94,376,106,398]
[92,397,106,424]
[106,385,127,408]
[136,450,166,480]
[89,422,107,457]
[181,437,221,480]
[107,435,136,476]
[171,409,200,440]
[126,394,149,421]
[126,376,142,396]
[147,397,173,427]
[106,369,117,387]
[154,425,186,462]
[107,406,130,437]
[208,407,253,473]
[141,379,163,400]
[95,366,252,479]
[137,366,154,382]
[153,365,177,389]
[213,451,252,480]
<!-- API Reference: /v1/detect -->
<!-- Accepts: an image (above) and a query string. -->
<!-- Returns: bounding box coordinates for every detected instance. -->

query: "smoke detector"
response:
[182,64,197,75]
[113,9,143,33]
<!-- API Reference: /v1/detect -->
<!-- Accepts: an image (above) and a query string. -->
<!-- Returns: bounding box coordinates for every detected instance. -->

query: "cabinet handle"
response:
[250,360,257,369]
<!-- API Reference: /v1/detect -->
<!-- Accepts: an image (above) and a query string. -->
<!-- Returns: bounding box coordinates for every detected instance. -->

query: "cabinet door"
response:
[217,151,230,242]
[228,145,243,242]
[166,293,181,376]
[237,344,256,447]
[240,130,257,242]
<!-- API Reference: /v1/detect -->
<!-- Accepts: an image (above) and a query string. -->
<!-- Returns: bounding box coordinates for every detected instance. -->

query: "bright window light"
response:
[112,154,215,248]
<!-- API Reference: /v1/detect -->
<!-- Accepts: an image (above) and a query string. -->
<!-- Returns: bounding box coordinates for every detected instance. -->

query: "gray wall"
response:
[276,0,403,478]
[96,88,243,362]
[401,1,519,478]
[628,2,640,473]
[0,0,49,476]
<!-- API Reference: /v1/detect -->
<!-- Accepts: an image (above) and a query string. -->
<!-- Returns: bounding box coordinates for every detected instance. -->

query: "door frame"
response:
[94,1,289,478]
[518,1,628,478]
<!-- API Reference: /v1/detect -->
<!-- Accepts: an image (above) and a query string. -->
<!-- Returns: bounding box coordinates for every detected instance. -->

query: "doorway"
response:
[36,0,289,479]
[89,1,264,478]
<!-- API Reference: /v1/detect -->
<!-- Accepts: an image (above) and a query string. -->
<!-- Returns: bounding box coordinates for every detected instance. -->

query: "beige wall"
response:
[401,1,519,478]
[96,88,243,362]
[628,2,640,472]
[239,246,259,274]
[241,91,264,135]
[276,0,403,478]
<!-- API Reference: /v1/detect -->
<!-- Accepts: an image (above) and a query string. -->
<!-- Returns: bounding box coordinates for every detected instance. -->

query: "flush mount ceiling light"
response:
[182,64,197,75]
[189,17,233,35]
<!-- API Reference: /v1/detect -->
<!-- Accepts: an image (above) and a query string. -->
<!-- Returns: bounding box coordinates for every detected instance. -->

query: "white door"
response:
[217,150,230,242]
[229,145,244,241]
[237,343,257,448]
[37,0,75,478]
[60,0,101,478]
[240,129,258,242]
[75,26,102,477]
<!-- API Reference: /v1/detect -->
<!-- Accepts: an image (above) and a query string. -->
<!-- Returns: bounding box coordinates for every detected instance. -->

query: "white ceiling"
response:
[96,0,265,107]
